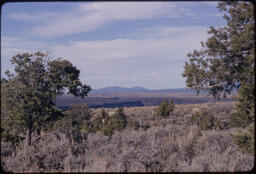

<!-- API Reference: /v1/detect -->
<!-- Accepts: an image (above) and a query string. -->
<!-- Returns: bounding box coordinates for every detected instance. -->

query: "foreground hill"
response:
[1,102,253,172]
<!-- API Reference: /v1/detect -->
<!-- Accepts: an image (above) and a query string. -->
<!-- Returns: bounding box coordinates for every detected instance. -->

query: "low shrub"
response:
[80,121,93,133]
[127,119,140,130]
[1,127,23,148]
[48,104,92,138]
[91,115,104,133]
[228,112,252,128]
[157,99,175,118]
[231,124,254,154]
[65,104,91,122]
[189,110,219,130]
[102,108,127,136]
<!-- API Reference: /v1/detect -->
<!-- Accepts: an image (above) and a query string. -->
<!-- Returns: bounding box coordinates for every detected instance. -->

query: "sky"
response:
[1,1,226,89]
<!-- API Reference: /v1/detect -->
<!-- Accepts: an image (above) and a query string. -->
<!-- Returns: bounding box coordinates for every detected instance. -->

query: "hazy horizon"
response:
[91,86,191,90]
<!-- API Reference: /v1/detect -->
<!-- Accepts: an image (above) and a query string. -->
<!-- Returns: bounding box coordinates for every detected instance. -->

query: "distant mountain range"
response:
[90,86,205,94]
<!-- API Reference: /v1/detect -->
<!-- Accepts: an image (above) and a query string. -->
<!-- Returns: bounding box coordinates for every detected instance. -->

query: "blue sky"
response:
[1,1,225,89]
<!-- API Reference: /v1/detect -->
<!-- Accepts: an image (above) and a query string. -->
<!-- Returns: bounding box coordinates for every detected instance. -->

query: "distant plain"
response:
[56,87,235,109]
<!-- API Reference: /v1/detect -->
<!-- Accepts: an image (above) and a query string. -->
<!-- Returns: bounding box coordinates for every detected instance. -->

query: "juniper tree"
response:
[102,107,127,136]
[1,52,91,148]
[182,1,254,127]
[157,99,175,118]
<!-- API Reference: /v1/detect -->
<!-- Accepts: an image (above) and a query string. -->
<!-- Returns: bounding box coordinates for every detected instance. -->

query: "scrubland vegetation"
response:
[1,102,254,172]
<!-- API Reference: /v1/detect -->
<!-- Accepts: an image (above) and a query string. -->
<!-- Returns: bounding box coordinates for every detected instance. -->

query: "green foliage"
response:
[100,108,107,119]
[157,99,175,118]
[65,104,91,123]
[52,104,91,134]
[91,115,104,133]
[80,121,91,134]
[1,127,23,147]
[229,83,255,128]
[231,125,254,154]
[102,108,127,136]
[86,108,107,133]
[182,2,254,127]
[127,119,140,130]
[229,112,248,128]
[189,110,219,130]
[1,52,91,146]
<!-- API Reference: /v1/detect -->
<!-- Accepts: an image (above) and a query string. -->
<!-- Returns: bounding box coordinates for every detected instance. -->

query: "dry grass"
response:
[1,101,254,172]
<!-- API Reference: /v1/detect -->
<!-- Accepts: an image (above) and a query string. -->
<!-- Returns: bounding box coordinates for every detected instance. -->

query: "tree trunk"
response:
[24,127,32,154]
[35,127,41,137]
[69,120,73,145]
[25,127,32,146]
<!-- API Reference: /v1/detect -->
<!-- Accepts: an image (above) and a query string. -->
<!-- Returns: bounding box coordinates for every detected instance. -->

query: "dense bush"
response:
[231,124,254,154]
[127,119,140,130]
[189,110,219,130]
[84,108,128,136]
[157,99,175,118]
[65,104,91,121]
[228,112,252,128]
[0,127,23,149]
[91,115,104,132]
[80,121,91,134]
[52,104,91,136]
[102,108,127,136]
[87,108,107,133]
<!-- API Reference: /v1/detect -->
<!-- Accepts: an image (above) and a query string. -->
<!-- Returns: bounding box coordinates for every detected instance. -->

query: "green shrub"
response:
[189,110,219,130]
[228,112,252,128]
[91,115,104,132]
[51,103,91,135]
[102,107,127,136]
[100,108,107,119]
[88,108,109,133]
[231,82,255,128]
[1,128,22,147]
[65,104,91,121]
[157,99,175,118]
[80,121,91,133]
[231,124,254,154]
[127,119,140,130]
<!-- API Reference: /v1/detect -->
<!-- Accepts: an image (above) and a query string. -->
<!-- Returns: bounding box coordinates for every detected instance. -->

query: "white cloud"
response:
[9,2,188,37]
[50,26,208,62]
[9,12,57,23]
[130,25,209,39]
[78,2,179,20]
[2,25,209,88]
[1,36,48,58]
[48,25,209,88]
[1,36,51,75]
[201,1,219,7]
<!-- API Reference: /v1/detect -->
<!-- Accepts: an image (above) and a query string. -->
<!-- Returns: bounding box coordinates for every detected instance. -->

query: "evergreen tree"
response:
[100,108,107,119]
[157,99,175,118]
[182,1,254,127]
[102,107,127,136]
[1,52,91,148]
